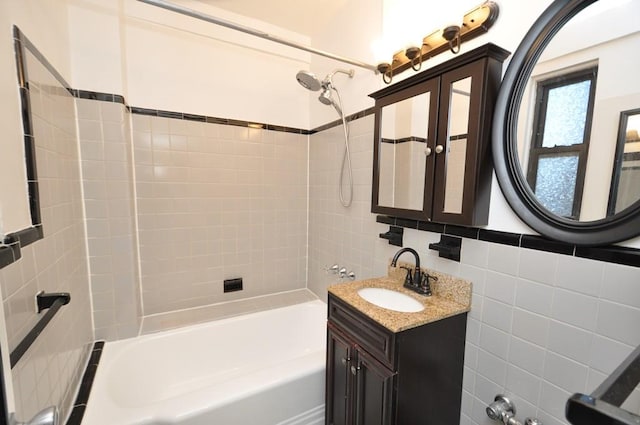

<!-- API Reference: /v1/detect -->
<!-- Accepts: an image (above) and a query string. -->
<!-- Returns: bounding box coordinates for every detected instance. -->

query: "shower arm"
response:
[137,0,378,73]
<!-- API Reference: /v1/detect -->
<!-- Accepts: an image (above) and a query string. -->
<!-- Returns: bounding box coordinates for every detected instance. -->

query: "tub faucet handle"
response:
[338,267,347,278]
[10,406,58,425]
[325,264,339,274]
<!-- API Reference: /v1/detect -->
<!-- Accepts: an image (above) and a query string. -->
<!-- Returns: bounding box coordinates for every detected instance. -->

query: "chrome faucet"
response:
[390,248,434,296]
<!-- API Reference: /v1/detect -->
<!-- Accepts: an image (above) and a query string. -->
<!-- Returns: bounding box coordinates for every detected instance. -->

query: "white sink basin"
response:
[357,287,425,313]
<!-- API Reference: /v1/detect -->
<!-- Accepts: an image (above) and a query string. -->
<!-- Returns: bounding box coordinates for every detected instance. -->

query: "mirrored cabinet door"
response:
[372,79,439,220]
[432,60,487,224]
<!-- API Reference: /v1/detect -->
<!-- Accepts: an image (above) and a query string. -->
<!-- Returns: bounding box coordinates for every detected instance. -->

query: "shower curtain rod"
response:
[136,0,379,73]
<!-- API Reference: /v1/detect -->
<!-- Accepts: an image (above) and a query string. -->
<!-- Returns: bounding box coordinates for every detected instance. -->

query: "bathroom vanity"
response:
[325,267,471,425]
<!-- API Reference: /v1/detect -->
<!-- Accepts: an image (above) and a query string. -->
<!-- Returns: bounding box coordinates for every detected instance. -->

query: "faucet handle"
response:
[399,266,413,286]
[325,264,340,274]
[415,273,436,296]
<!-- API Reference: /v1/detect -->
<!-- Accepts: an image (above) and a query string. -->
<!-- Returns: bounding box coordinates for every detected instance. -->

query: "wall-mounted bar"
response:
[379,225,404,247]
[136,0,378,73]
[10,292,71,368]
[429,235,462,262]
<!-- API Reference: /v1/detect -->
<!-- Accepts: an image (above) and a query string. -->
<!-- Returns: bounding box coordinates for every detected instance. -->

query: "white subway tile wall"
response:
[76,98,141,341]
[308,115,640,425]
[131,115,308,315]
[0,51,93,422]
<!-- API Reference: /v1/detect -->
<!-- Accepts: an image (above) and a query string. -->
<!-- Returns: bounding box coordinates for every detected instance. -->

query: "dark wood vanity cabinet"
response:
[325,294,467,425]
[370,43,509,226]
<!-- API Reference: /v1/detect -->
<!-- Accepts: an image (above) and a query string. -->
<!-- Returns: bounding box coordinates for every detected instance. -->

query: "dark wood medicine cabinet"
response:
[370,43,509,226]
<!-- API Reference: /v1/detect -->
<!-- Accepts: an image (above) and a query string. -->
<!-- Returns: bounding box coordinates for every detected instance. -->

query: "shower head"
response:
[318,88,333,106]
[296,70,322,91]
[319,88,342,115]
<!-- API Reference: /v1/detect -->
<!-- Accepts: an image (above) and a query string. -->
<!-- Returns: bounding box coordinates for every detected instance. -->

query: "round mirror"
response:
[493,0,640,245]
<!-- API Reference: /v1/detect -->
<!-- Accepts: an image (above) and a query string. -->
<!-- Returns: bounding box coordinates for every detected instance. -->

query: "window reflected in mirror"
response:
[609,109,640,215]
[525,68,597,219]
[378,92,430,210]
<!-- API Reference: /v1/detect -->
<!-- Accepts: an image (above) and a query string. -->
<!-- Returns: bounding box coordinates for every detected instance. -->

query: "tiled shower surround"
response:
[308,115,640,425]
[0,49,93,421]
[131,114,308,315]
[76,99,141,340]
[75,99,309,330]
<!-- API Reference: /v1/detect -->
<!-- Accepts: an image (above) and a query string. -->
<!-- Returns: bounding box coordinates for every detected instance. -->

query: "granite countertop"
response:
[328,262,472,333]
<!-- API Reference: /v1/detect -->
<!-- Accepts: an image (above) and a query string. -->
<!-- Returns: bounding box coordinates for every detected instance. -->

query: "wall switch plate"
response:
[223,278,243,293]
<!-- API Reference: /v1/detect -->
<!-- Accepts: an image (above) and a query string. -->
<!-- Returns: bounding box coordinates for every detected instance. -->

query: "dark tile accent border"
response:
[376,216,395,225]
[74,89,125,104]
[418,221,445,233]
[67,88,375,138]
[445,225,479,239]
[2,27,50,271]
[521,235,575,255]
[67,341,105,425]
[479,229,521,246]
[129,105,311,134]
[395,218,419,229]
[376,215,640,268]
[575,246,640,268]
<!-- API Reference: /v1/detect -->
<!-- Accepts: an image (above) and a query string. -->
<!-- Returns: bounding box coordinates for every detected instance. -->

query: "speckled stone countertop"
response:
[328,262,471,333]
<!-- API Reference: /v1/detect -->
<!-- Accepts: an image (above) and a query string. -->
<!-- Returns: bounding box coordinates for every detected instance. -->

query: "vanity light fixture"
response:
[442,25,462,54]
[376,1,499,84]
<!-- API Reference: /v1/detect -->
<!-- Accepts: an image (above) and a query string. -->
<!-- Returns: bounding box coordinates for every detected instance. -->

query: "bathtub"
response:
[82,300,327,425]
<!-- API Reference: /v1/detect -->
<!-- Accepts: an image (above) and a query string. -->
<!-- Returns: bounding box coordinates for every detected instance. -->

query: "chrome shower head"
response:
[319,88,342,115]
[318,88,333,105]
[296,70,322,91]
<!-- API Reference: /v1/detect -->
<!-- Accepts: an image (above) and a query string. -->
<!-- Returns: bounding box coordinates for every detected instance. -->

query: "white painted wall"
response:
[68,0,312,129]
[0,1,72,236]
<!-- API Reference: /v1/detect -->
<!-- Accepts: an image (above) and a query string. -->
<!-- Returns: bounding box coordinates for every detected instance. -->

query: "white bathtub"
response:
[83,300,327,425]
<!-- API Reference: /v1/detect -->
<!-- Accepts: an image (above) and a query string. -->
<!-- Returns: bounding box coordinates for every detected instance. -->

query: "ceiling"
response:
[194,0,348,37]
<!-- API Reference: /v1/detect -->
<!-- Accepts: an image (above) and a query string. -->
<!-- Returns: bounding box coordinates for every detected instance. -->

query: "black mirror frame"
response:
[492,0,640,246]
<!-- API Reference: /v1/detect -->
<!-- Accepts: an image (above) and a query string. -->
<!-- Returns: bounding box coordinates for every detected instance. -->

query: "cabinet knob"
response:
[350,365,360,375]
[435,144,444,154]
[425,147,432,156]
[341,357,350,366]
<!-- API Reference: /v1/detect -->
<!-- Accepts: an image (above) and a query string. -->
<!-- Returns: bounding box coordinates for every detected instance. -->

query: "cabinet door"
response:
[353,348,396,425]
[432,59,487,225]
[326,327,354,425]
[371,78,440,220]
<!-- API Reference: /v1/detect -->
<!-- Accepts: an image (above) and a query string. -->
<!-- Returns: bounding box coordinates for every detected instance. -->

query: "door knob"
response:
[425,147,432,156]
[435,145,444,154]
